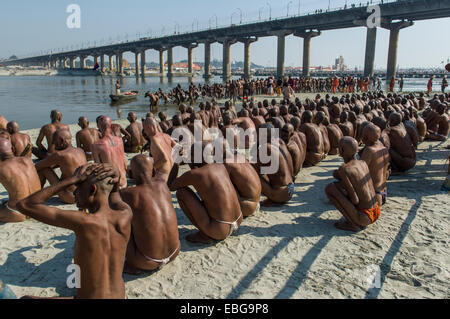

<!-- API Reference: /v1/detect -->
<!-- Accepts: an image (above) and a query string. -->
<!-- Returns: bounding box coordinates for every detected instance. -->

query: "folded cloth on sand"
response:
[376,189,388,206]
[358,203,381,224]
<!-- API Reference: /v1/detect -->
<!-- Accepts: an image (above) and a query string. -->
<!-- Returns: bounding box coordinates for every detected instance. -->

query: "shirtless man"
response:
[158,112,172,134]
[0,115,7,130]
[255,124,294,206]
[143,117,177,183]
[0,139,41,223]
[120,155,180,274]
[300,111,325,167]
[6,121,32,157]
[338,111,355,137]
[325,137,380,232]
[426,104,449,141]
[221,140,262,217]
[76,117,101,161]
[111,123,131,140]
[360,124,390,206]
[33,110,70,159]
[250,108,266,129]
[314,112,331,156]
[35,129,87,204]
[17,163,132,299]
[92,116,128,188]
[124,112,145,153]
[170,142,243,244]
[232,109,257,149]
[280,124,303,178]
[323,116,343,155]
[385,112,416,173]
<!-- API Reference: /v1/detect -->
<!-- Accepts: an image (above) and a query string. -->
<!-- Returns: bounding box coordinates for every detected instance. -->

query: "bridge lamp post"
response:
[267,2,272,20]
[287,1,293,17]
[298,0,301,15]
[237,8,243,24]
[259,7,265,20]
[192,19,199,32]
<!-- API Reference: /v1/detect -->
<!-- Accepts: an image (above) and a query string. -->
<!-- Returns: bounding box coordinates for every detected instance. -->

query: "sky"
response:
[0,0,449,69]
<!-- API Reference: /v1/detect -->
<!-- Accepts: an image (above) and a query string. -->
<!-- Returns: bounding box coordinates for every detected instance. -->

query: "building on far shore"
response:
[333,55,347,72]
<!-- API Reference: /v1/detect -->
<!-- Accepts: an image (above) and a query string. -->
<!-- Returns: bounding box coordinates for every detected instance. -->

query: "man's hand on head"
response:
[94,164,121,186]
[74,164,98,183]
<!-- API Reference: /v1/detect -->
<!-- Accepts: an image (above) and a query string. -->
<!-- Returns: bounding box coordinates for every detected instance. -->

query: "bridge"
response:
[3,0,450,83]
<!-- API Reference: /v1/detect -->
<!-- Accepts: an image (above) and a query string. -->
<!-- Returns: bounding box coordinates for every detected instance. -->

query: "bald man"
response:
[280,124,303,178]
[360,124,390,206]
[33,110,70,159]
[35,130,87,204]
[143,117,177,183]
[314,112,331,156]
[6,121,32,157]
[385,112,416,173]
[323,116,343,156]
[17,164,132,299]
[76,117,101,161]
[325,137,380,232]
[0,115,7,130]
[124,112,145,153]
[0,138,41,223]
[92,116,128,189]
[232,109,257,149]
[300,111,325,167]
[120,155,180,274]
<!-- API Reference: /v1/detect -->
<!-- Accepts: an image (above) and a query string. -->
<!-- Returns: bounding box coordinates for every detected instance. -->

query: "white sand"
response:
[0,119,449,299]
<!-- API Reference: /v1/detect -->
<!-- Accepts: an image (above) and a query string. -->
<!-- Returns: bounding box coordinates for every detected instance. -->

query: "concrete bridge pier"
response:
[384,20,414,84]
[220,38,237,82]
[167,47,174,79]
[159,49,166,76]
[203,41,213,80]
[295,30,321,77]
[116,52,124,76]
[100,55,105,71]
[271,31,292,79]
[70,58,75,69]
[134,51,141,77]
[80,56,87,69]
[241,37,258,80]
[140,50,146,76]
[364,27,377,77]
[183,43,198,75]
[108,55,114,72]
[93,56,98,67]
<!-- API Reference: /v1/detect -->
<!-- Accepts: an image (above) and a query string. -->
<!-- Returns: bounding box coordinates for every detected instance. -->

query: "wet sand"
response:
[0,99,449,299]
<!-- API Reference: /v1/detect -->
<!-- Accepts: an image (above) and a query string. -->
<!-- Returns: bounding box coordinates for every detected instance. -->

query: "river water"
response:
[0,75,444,130]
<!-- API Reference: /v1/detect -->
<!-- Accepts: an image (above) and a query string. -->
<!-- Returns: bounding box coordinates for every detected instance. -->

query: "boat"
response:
[109,91,139,102]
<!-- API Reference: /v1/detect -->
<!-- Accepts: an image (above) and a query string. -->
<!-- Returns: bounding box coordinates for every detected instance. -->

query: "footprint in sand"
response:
[410,263,442,278]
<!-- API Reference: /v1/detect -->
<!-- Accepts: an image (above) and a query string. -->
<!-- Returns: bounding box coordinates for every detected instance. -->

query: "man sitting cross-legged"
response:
[6,121,32,157]
[120,155,180,274]
[0,138,41,223]
[35,129,87,204]
[17,164,133,299]
[169,142,243,244]
[325,137,380,232]
[76,116,101,162]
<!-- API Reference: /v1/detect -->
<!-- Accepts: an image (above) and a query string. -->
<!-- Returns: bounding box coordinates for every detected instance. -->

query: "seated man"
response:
[17,164,132,299]
[338,111,355,137]
[280,124,303,178]
[35,130,87,204]
[255,124,294,206]
[170,142,243,244]
[124,112,145,153]
[325,137,380,232]
[76,117,101,161]
[32,110,70,160]
[323,116,343,155]
[300,111,325,167]
[0,138,41,223]
[360,124,390,206]
[232,109,257,150]
[426,104,449,141]
[385,112,416,173]
[120,155,180,274]
[0,115,7,130]
[221,140,262,217]
[158,112,173,134]
[92,116,128,189]
[314,112,331,156]
[6,121,32,157]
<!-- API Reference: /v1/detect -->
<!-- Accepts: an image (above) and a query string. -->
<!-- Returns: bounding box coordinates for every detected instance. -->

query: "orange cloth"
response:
[358,203,381,223]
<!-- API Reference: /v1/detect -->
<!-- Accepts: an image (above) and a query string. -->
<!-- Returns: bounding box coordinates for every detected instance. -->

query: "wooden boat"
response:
[109,91,139,102]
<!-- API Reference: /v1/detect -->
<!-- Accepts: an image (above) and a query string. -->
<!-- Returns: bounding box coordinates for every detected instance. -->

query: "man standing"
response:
[427,75,434,95]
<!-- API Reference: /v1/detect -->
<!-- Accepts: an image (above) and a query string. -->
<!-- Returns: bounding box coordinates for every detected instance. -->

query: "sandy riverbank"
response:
[0,114,449,299]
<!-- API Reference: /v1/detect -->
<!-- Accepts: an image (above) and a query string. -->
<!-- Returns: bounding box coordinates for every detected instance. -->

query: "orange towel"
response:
[358,203,381,223]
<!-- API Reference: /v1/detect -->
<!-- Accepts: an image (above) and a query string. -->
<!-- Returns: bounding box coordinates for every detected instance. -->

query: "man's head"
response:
[127,112,137,123]
[280,124,294,143]
[0,138,14,160]
[53,129,72,150]
[97,116,112,135]
[128,155,155,184]
[362,123,381,146]
[338,136,358,162]
[50,110,62,123]
[388,112,402,127]
[143,117,160,137]
[314,111,326,125]
[302,111,313,124]
[6,121,19,134]
[78,117,89,129]
[158,112,167,122]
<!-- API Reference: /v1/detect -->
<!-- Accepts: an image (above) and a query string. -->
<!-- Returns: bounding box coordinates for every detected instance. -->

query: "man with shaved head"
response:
[35,129,87,204]
[360,123,390,206]
[385,112,416,173]
[76,116,101,161]
[17,164,132,299]
[120,155,180,274]
[143,117,177,183]
[33,110,70,159]
[323,116,343,156]
[300,111,325,167]
[232,109,257,150]
[0,138,41,223]
[280,124,303,178]
[325,137,380,232]
[0,115,7,130]
[124,112,145,153]
[7,121,32,157]
[92,116,128,189]
[314,111,331,157]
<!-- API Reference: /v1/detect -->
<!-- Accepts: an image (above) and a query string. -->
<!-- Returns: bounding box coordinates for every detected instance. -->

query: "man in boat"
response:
[32,110,70,160]
[76,117,101,162]
[6,121,32,157]
[115,80,121,96]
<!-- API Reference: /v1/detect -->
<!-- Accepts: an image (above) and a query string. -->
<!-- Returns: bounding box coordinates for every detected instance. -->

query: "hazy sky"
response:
[0,0,449,69]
